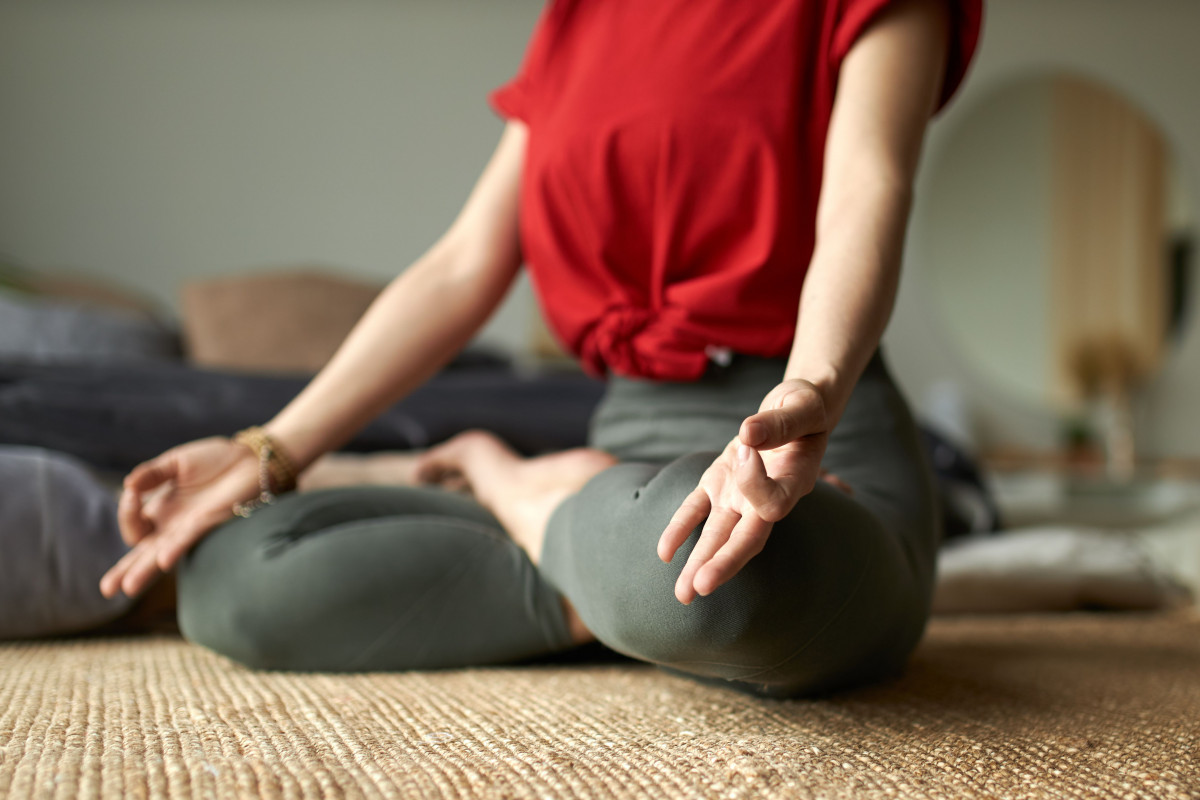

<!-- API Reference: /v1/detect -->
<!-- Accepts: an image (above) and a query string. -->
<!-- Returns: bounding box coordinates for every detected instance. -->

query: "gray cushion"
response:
[0,292,180,364]
[0,446,134,638]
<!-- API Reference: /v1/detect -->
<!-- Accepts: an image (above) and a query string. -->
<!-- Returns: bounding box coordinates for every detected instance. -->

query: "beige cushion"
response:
[181,269,382,373]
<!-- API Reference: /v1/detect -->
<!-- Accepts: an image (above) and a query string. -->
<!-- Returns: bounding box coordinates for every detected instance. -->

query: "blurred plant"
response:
[0,257,34,294]
[1060,413,1098,455]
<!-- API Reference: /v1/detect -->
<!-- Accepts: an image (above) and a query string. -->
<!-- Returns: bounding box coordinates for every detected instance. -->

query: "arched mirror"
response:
[925,72,1194,479]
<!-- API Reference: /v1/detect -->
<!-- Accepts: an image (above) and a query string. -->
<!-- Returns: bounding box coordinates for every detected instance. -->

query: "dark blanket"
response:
[0,359,606,472]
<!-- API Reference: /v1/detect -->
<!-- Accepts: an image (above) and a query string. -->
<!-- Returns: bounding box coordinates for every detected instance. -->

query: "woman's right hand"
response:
[99,437,262,599]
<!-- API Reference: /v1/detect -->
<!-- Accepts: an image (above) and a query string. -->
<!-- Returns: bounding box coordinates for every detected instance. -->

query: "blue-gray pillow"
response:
[0,292,180,364]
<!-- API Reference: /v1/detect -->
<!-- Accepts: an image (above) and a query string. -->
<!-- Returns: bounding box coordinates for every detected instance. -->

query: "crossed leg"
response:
[411,430,856,653]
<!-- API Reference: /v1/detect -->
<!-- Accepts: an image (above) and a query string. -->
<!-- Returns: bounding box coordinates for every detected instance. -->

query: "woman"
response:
[102,0,982,698]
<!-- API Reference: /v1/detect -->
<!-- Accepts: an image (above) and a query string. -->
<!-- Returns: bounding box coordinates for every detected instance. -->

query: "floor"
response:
[2,611,1197,799]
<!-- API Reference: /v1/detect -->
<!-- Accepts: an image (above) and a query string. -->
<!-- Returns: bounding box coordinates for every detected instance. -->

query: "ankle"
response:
[561,597,595,646]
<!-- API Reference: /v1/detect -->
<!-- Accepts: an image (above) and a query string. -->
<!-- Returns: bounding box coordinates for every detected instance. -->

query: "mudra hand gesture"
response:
[100,438,263,599]
[657,378,851,605]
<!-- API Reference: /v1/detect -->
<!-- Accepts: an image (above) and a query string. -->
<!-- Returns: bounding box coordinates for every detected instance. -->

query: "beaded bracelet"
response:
[231,426,298,518]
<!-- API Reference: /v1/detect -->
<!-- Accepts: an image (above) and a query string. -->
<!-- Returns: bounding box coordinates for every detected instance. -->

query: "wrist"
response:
[233,426,299,493]
[783,361,842,399]
[781,362,850,429]
[262,416,324,473]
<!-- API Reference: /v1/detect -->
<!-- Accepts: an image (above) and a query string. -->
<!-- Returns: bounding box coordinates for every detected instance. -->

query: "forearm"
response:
[782,0,949,431]
[670,0,955,602]
[264,239,519,469]
[256,122,528,469]
[783,173,912,430]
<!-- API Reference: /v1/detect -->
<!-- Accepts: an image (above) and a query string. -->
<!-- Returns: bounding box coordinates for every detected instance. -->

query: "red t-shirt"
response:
[490,0,983,380]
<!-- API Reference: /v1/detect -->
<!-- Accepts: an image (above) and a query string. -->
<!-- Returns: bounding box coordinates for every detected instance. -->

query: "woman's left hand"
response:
[657,378,844,605]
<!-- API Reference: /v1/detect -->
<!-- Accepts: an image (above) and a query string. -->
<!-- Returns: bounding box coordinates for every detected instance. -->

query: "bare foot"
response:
[415,431,617,563]
[299,452,463,492]
[415,430,617,646]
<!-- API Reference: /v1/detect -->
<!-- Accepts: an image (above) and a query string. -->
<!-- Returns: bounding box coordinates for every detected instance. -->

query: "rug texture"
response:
[1,612,1197,799]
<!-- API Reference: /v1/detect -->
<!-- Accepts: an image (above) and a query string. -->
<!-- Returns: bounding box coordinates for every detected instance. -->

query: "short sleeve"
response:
[830,0,984,113]
[488,2,560,123]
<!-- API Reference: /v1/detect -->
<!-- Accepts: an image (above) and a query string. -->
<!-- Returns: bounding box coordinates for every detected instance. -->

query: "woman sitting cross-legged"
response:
[101,0,983,698]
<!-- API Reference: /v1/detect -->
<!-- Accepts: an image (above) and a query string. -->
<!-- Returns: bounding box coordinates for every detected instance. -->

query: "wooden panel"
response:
[1050,76,1168,408]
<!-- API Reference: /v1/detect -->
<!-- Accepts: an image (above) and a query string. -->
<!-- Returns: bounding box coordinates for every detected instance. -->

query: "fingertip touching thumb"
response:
[741,408,793,449]
[740,417,767,447]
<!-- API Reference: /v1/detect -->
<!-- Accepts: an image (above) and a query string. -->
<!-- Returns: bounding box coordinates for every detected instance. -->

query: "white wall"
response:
[924,78,1054,416]
[2,0,1199,459]
[0,0,544,352]
[890,0,1200,460]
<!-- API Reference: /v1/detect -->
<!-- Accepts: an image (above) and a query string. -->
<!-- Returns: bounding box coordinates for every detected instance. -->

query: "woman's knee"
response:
[177,489,551,672]
[552,458,927,691]
[174,490,357,669]
[176,490,381,670]
[175,512,293,669]
[175,487,442,668]
[672,506,929,698]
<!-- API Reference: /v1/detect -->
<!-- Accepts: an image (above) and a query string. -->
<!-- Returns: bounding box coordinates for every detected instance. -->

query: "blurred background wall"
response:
[0,0,542,352]
[892,0,1200,460]
[1,0,1198,460]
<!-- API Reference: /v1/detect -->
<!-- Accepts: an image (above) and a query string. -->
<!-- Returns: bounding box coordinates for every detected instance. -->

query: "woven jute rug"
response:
[1,612,1197,799]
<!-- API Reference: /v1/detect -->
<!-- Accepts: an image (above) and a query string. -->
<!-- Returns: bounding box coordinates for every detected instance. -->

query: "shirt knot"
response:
[580,307,711,381]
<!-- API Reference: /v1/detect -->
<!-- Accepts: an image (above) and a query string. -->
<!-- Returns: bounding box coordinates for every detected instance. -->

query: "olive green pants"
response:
[178,347,940,698]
